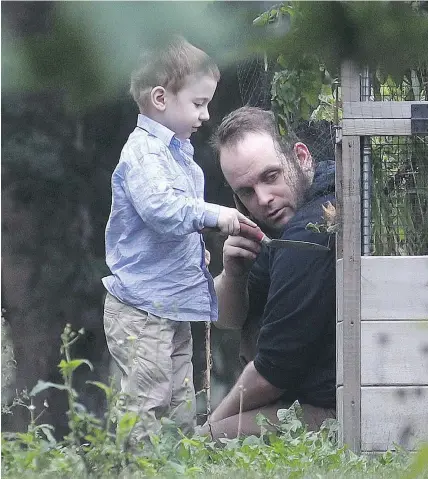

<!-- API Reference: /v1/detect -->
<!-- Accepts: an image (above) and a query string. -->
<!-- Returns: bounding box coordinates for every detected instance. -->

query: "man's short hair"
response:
[130,35,220,109]
[212,106,298,158]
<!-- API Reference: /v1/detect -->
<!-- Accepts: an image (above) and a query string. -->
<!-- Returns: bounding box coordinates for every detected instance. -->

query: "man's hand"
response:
[213,234,261,330]
[217,206,256,236]
[222,235,261,278]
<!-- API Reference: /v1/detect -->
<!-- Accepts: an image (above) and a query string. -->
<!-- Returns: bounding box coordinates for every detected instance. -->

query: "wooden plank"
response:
[341,60,361,102]
[342,118,411,136]
[361,256,428,321]
[343,101,428,119]
[337,386,343,447]
[341,134,362,453]
[335,143,343,258]
[337,321,343,386]
[361,386,428,452]
[361,321,428,385]
[336,259,343,321]
[338,60,362,454]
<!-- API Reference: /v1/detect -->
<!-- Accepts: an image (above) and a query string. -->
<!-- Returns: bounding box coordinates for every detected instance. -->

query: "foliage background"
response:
[2,0,428,440]
[2,0,265,435]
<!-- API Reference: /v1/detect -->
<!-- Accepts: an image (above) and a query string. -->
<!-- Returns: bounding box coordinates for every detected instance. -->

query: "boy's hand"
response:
[204,249,211,267]
[217,206,257,236]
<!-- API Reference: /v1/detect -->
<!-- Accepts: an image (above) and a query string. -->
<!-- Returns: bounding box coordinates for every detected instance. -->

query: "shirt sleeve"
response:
[122,152,220,235]
[253,217,336,391]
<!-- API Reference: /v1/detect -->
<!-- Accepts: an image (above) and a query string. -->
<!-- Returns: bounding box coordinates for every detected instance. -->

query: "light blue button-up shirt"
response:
[102,114,220,322]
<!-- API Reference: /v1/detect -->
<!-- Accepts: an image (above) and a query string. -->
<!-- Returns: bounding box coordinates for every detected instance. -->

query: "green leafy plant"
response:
[253,2,339,135]
[2,325,427,478]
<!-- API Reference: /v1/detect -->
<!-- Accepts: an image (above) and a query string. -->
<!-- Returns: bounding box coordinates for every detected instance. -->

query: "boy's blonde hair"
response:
[130,36,220,109]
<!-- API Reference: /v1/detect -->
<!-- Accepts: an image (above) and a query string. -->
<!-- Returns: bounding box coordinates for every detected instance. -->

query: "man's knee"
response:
[204,402,336,441]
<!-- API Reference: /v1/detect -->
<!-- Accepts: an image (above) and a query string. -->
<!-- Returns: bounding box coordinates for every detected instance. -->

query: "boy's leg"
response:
[103,292,176,443]
[169,321,196,435]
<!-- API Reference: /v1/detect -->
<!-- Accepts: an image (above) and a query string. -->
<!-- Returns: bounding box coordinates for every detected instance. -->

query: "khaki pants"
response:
[103,293,196,442]
[207,401,336,440]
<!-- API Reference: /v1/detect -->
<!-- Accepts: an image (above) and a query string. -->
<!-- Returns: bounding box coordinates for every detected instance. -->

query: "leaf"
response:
[253,13,269,27]
[242,435,263,446]
[58,359,93,375]
[30,380,71,396]
[37,424,57,446]
[86,380,112,399]
[404,443,428,479]
[167,462,186,474]
[277,400,304,424]
[306,222,321,233]
[116,412,138,441]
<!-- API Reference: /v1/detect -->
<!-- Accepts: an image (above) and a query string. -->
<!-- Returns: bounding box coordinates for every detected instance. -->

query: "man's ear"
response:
[294,142,312,171]
[150,86,166,111]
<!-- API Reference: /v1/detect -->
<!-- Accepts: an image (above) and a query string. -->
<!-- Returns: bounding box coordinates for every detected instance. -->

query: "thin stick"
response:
[237,385,244,439]
[205,321,212,418]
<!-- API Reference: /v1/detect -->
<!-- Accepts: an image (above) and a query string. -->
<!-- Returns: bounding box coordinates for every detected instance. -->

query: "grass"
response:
[1,325,427,479]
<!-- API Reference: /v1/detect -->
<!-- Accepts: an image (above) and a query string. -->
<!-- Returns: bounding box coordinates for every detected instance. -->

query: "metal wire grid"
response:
[357,69,428,256]
[359,69,428,102]
[369,135,428,256]
[236,53,275,109]
[236,54,335,162]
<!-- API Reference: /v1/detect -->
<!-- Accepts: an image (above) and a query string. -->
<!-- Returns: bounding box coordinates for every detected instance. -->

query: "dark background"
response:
[1,1,272,436]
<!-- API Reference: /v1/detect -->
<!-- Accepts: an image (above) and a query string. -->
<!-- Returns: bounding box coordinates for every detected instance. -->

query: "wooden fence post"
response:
[336,60,362,453]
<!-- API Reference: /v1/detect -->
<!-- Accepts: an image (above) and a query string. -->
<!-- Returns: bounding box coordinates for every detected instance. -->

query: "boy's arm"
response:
[123,153,220,236]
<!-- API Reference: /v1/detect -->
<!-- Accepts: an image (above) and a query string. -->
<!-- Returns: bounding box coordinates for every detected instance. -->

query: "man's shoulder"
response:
[288,193,335,232]
[277,192,336,250]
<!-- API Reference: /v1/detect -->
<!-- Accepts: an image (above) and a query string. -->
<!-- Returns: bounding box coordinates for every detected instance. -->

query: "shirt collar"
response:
[137,114,194,155]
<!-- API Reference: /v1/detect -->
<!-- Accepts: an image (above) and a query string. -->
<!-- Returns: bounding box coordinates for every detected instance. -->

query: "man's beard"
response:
[262,160,312,238]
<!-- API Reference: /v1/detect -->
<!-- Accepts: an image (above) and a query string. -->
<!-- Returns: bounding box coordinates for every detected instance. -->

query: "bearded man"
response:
[206,106,336,439]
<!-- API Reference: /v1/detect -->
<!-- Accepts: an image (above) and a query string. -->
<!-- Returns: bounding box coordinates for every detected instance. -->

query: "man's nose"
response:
[199,106,210,122]
[255,185,273,206]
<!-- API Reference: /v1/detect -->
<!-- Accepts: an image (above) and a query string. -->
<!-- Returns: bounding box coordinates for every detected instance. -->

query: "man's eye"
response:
[193,102,203,107]
[266,172,279,182]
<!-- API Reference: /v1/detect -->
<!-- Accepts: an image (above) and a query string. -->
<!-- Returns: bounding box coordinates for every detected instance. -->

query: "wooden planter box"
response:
[337,256,428,452]
[336,61,428,453]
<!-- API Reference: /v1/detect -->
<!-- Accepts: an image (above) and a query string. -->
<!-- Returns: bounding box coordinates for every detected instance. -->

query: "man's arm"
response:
[214,235,261,330]
[209,361,283,422]
[214,271,249,330]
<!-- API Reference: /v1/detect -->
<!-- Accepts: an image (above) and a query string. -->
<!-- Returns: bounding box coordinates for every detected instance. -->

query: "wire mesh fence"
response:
[369,134,428,256]
[359,69,428,256]
[236,53,336,162]
[235,47,427,256]
[360,68,428,102]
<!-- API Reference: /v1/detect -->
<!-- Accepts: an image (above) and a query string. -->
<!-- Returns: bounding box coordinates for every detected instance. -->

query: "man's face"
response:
[220,132,311,232]
[163,73,217,141]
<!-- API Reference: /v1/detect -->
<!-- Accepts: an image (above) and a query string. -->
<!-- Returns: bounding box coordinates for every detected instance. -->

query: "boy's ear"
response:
[150,86,166,111]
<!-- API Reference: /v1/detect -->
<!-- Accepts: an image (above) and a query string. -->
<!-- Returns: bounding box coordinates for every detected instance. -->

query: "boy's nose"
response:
[199,106,210,121]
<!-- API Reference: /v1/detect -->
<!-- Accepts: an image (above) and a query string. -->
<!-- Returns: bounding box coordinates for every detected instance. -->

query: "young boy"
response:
[102,36,254,443]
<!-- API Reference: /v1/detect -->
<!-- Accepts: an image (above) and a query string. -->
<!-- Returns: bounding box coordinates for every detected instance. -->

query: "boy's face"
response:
[163,73,217,141]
